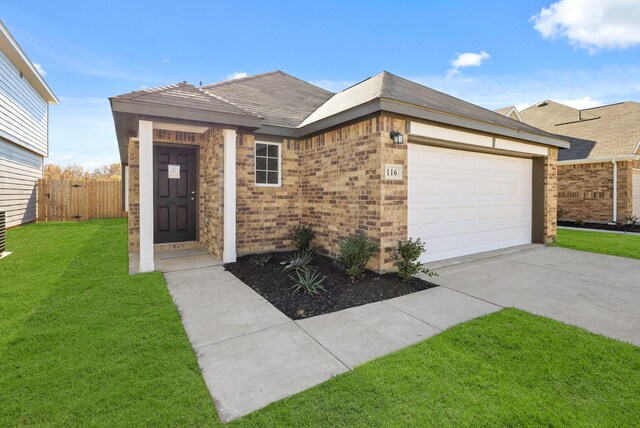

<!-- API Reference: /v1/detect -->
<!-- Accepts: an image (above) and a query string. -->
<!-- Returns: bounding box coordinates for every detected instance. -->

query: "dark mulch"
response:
[224,251,437,320]
[559,220,640,233]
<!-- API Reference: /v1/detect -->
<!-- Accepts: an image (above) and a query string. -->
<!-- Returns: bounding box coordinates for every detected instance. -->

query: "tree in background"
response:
[44,163,121,181]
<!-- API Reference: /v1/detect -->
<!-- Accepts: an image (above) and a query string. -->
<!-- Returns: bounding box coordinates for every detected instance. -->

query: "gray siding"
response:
[0,138,42,227]
[0,47,48,156]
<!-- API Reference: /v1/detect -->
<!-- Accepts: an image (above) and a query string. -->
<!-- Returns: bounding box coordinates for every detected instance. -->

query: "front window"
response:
[255,142,281,186]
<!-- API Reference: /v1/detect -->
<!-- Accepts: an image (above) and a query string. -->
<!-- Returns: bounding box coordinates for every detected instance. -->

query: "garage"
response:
[408,144,533,263]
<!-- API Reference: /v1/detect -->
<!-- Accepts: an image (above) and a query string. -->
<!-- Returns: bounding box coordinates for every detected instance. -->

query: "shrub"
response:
[393,238,438,281]
[626,215,639,226]
[250,254,271,267]
[282,250,315,273]
[291,225,315,251]
[336,233,379,278]
[289,269,326,295]
[575,218,585,227]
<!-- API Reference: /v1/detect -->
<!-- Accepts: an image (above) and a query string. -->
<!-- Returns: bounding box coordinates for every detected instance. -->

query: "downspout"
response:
[612,159,618,223]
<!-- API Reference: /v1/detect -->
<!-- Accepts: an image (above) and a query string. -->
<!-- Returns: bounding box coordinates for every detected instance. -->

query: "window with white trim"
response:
[255,142,281,186]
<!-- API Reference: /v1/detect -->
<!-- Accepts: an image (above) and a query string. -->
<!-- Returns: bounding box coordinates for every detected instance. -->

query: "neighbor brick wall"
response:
[557,160,634,223]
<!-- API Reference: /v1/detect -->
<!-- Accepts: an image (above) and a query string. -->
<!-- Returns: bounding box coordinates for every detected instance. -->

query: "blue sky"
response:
[2,0,640,168]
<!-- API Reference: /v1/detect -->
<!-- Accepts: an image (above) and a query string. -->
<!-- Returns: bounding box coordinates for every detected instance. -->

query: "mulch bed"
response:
[559,220,640,233]
[224,251,437,320]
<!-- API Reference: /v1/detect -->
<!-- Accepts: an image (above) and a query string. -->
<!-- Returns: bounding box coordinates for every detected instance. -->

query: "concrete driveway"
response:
[426,245,640,347]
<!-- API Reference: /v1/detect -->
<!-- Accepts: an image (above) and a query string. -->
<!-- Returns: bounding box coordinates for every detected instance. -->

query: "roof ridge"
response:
[201,70,283,88]
[121,82,186,100]
[198,86,261,117]
[581,101,633,111]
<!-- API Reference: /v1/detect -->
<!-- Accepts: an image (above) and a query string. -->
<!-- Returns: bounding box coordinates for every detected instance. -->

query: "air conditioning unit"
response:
[0,210,5,253]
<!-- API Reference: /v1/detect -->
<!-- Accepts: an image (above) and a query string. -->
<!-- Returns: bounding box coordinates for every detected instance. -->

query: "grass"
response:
[0,219,218,426]
[236,308,640,427]
[2,220,639,426]
[555,228,640,259]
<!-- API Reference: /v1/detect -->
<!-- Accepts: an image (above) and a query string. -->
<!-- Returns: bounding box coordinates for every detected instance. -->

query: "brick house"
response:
[110,71,568,274]
[519,100,640,223]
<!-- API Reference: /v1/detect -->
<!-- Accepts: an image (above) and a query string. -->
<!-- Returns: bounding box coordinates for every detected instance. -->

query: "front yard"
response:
[2,219,639,426]
[555,228,640,259]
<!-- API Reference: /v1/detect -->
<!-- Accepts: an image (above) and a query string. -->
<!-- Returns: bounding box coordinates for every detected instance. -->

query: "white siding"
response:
[0,47,48,156]
[0,139,42,227]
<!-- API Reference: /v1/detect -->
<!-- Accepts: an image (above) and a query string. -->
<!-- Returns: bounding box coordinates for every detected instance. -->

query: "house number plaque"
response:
[384,164,402,180]
[168,164,181,179]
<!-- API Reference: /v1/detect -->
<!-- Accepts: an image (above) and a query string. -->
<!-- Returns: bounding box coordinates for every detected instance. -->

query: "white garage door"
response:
[633,170,640,216]
[408,144,533,263]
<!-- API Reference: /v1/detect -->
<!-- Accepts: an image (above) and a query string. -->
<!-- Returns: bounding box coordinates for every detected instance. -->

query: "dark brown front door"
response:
[154,145,197,243]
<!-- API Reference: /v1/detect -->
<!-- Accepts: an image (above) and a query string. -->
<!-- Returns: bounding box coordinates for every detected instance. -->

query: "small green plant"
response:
[250,254,272,267]
[282,250,315,273]
[336,233,379,278]
[575,218,585,227]
[289,269,326,295]
[393,238,438,281]
[291,225,316,251]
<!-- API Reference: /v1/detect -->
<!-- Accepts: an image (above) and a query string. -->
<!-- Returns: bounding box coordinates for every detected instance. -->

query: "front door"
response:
[154,145,197,243]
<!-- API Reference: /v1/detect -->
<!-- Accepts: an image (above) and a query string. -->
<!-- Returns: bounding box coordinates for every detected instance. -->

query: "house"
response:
[110,71,568,274]
[519,100,640,223]
[0,21,58,228]
[494,105,523,122]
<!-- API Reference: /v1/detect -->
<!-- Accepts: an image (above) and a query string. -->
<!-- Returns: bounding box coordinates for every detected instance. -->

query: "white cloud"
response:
[532,0,640,52]
[226,72,248,80]
[33,63,46,76]
[515,102,533,112]
[448,51,490,77]
[161,58,171,64]
[553,96,603,109]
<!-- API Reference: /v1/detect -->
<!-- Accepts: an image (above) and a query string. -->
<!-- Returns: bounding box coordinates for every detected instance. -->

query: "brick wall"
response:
[544,148,558,243]
[558,160,634,223]
[126,130,223,257]
[236,133,302,254]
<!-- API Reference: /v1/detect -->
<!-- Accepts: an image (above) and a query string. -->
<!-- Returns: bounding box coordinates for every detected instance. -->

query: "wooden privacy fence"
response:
[37,179,127,222]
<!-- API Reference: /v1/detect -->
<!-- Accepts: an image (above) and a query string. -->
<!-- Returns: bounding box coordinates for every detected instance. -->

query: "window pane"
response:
[256,144,267,157]
[267,158,278,171]
[256,171,267,184]
[267,144,279,157]
[267,172,279,184]
[256,157,267,171]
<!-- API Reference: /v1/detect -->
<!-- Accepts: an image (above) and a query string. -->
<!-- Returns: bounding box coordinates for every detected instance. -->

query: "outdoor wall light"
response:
[390,130,404,144]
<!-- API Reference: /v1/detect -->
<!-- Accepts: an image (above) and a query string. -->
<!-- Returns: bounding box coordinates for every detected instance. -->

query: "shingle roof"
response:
[112,82,256,117]
[520,100,640,160]
[201,71,334,128]
[300,72,558,139]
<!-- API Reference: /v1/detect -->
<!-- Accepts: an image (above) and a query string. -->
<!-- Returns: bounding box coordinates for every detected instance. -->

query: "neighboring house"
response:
[110,71,568,274]
[0,21,58,227]
[518,100,640,223]
[494,105,523,122]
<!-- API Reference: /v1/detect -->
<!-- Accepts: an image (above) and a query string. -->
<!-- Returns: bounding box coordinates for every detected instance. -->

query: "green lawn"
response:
[0,219,219,426]
[2,220,639,427]
[555,228,640,259]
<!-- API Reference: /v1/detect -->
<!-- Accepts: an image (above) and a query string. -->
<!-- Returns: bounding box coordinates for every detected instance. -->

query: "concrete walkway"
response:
[161,244,640,422]
[160,247,500,422]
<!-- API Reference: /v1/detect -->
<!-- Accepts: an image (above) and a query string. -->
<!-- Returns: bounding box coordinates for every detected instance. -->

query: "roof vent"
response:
[537,101,548,107]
